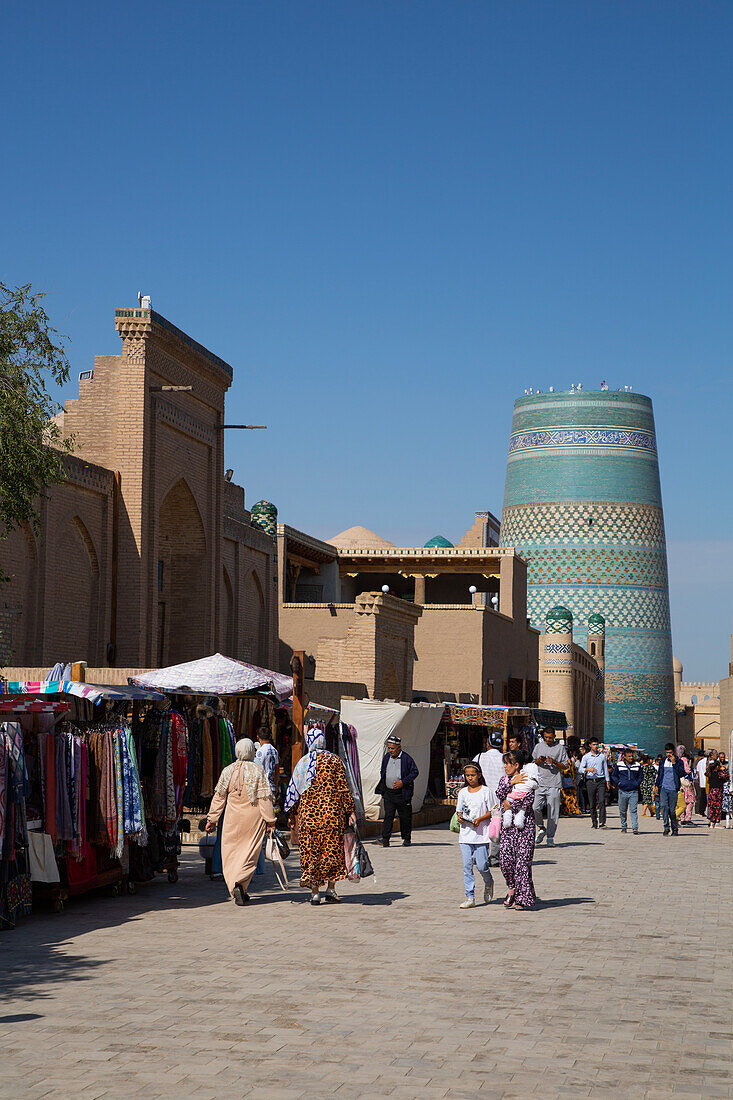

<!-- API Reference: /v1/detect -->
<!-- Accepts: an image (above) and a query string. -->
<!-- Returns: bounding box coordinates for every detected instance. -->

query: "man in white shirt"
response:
[695,753,708,817]
[474,730,505,865]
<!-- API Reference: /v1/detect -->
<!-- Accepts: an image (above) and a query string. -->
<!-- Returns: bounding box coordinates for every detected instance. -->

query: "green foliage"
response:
[0,283,74,580]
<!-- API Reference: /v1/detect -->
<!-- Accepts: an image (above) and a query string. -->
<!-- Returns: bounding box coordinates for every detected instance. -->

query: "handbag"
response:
[353,831,374,879]
[488,814,501,839]
[265,832,289,891]
[272,828,290,860]
[449,812,460,833]
[344,826,360,881]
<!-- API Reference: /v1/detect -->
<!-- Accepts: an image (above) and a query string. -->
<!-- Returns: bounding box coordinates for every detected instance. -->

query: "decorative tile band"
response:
[508,428,657,456]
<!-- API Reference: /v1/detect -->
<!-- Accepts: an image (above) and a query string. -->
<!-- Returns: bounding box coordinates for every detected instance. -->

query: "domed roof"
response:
[587,613,605,625]
[327,526,396,550]
[251,500,277,515]
[673,656,683,672]
[424,535,454,549]
[546,605,573,621]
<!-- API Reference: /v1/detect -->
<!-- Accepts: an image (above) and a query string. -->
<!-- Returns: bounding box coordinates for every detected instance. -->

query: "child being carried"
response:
[502,760,538,830]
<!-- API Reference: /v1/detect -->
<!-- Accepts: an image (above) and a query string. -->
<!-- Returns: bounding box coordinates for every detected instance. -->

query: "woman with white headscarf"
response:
[205,738,276,905]
[285,728,356,905]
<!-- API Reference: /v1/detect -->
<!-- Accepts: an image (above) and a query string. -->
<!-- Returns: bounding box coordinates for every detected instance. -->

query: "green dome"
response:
[250,500,277,538]
[547,605,573,622]
[424,535,454,549]
[588,613,605,625]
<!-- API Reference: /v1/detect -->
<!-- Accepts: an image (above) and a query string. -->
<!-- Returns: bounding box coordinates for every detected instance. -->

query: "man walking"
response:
[376,735,419,847]
[579,738,610,828]
[473,729,505,865]
[654,743,686,836]
[531,728,569,847]
[255,725,280,801]
[611,748,643,834]
[696,751,710,817]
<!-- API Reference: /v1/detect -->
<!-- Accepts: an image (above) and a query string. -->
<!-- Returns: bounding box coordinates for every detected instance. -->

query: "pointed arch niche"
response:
[48,515,100,662]
[157,478,207,665]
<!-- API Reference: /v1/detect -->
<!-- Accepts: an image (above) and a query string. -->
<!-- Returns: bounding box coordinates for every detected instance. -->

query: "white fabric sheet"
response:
[28,832,60,884]
[129,653,293,701]
[340,700,443,820]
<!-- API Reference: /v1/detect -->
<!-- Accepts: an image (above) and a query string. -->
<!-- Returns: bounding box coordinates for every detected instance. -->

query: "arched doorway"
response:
[0,521,37,664]
[49,516,99,663]
[157,479,207,665]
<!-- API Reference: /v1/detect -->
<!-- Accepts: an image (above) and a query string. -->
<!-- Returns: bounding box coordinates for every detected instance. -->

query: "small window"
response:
[590,642,596,656]
[158,560,164,592]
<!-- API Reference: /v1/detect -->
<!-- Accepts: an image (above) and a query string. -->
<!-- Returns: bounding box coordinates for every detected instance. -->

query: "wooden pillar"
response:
[70,662,86,682]
[290,650,305,768]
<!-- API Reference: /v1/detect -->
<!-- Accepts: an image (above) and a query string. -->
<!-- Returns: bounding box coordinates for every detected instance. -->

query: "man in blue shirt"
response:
[578,738,610,828]
[611,749,644,834]
[654,743,686,836]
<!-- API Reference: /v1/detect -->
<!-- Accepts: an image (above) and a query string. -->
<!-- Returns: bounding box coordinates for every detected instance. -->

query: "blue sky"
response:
[3,1,732,680]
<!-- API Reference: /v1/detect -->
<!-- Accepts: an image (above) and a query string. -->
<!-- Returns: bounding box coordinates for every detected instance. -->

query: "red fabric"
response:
[45,734,57,840]
[65,844,97,892]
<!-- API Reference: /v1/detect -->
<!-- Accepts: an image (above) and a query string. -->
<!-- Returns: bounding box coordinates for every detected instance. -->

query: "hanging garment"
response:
[28,832,60,884]
[44,734,57,840]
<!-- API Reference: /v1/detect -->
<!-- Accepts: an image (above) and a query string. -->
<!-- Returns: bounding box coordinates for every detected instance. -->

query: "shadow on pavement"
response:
[536,896,595,909]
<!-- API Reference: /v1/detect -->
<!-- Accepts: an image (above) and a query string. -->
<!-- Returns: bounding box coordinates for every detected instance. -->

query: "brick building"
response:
[0,306,277,670]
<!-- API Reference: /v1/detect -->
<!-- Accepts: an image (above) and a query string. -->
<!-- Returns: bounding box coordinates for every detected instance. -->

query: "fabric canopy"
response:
[129,653,293,702]
[340,699,444,820]
[1,680,165,704]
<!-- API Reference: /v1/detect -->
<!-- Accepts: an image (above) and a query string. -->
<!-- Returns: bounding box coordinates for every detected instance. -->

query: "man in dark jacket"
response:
[654,743,687,836]
[611,749,644,834]
[376,735,419,847]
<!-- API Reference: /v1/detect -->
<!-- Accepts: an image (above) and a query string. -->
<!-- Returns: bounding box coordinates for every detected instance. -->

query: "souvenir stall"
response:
[0,679,183,924]
[432,703,535,803]
[129,654,295,865]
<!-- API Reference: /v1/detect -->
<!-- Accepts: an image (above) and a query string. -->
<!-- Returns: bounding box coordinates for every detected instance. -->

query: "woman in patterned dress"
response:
[707,756,728,828]
[639,755,656,817]
[496,750,537,911]
[285,729,356,905]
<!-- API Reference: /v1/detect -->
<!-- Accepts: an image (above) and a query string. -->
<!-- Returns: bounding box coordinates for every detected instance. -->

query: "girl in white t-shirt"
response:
[455,762,498,909]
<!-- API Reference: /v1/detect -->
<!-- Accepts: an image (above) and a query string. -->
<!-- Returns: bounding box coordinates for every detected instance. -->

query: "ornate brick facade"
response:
[1,307,277,671]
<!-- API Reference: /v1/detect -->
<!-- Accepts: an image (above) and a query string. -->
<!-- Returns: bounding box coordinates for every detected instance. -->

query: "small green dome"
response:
[588,613,605,625]
[251,500,277,516]
[250,500,277,538]
[424,535,454,548]
[547,605,573,622]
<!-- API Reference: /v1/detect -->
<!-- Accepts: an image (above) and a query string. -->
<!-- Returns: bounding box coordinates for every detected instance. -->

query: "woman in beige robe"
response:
[206,738,276,905]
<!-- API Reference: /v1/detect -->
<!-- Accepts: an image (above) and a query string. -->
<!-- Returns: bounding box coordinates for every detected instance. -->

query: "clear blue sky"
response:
[3,1,732,681]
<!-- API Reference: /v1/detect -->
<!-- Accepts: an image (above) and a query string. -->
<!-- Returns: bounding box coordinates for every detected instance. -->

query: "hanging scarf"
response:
[164,715,176,829]
[119,729,147,845]
[112,731,125,858]
[171,711,188,814]
[201,719,213,799]
[284,727,329,812]
[45,733,57,840]
[0,732,8,848]
[214,738,271,805]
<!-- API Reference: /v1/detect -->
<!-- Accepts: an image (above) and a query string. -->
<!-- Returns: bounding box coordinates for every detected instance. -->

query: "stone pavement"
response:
[1,809,731,1100]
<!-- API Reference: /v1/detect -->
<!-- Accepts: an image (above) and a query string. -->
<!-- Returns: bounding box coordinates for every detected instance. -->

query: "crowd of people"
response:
[203,722,731,913]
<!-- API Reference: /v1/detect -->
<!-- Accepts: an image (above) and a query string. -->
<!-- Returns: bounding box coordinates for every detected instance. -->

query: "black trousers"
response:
[586,778,607,826]
[696,785,707,816]
[382,793,412,842]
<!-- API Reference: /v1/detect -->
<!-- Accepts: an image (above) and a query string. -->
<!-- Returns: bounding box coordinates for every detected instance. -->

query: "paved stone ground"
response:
[1,808,731,1099]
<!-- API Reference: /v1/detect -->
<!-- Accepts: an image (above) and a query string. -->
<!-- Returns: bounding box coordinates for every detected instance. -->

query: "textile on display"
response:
[339,701,444,820]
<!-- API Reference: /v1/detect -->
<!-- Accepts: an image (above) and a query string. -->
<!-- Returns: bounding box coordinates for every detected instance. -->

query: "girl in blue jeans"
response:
[456,763,497,909]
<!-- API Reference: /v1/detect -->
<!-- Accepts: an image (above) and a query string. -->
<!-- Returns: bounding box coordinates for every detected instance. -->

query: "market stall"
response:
[0,680,180,928]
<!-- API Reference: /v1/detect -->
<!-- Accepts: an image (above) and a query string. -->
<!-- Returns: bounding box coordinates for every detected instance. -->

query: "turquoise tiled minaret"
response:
[501,390,674,753]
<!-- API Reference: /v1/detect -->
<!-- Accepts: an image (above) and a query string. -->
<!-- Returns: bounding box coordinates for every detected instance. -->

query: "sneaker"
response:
[621,828,627,834]
[546,838,555,847]
[460,897,476,909]
[402,840,412,847]
[663,829,670,836]
[310,893,321,905]
[632,828,639,835]
[599,823,607,829]
[536,827,547,844]
[484,879,494,903]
